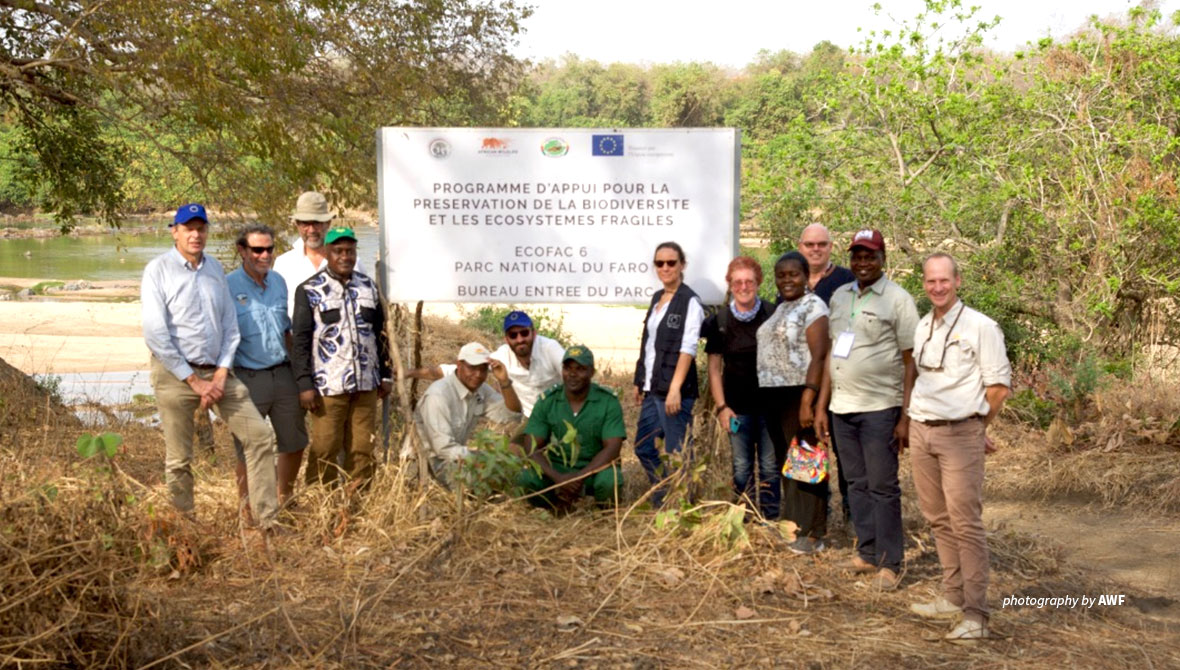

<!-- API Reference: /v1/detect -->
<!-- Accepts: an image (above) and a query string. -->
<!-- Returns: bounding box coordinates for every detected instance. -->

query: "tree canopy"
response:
[0,0,530,225]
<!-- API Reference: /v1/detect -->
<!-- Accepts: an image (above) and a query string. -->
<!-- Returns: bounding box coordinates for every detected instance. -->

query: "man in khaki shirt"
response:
[816,229,918,591]
[414,342,522,488]
[907,253,1011,643]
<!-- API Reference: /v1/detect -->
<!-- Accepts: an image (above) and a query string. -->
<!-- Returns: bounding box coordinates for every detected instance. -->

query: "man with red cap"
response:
[816,229,919,591]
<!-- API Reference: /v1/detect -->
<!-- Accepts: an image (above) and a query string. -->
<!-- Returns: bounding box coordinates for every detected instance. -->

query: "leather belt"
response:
[916,416,982,427]
[187,361,217,370]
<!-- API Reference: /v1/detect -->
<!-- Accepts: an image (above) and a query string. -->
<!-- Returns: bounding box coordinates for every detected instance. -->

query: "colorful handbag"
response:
[783,437,829,483]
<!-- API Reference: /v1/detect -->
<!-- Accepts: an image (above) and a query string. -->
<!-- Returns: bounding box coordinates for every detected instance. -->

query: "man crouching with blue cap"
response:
[517,345,626,510]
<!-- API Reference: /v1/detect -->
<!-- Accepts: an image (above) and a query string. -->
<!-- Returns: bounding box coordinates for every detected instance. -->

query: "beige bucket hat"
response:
[291,191,336,222]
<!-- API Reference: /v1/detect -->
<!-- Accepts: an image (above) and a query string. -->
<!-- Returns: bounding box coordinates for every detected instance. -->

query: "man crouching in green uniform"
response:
[518,345,626,509]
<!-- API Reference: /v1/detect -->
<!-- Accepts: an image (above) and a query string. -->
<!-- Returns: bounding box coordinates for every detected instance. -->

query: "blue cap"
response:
[503,310,533,332]
[173,203,208,226]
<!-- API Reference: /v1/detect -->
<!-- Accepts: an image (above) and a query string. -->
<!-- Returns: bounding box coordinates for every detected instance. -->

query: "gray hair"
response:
[235,223,275,248]
[923,252,960,278]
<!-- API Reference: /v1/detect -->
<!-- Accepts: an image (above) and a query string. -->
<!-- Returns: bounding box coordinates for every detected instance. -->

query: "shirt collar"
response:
[445,372,476,401]
[169,246,204,271]
[852,274,887,296]
[933,299,964,327]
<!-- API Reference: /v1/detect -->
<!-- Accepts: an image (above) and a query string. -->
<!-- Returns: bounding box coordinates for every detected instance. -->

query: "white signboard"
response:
[377,128,739,304]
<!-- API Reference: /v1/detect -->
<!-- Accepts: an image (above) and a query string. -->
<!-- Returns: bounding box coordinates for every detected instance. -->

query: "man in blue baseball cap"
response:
[142,203,281,531]
[406,309,565,417]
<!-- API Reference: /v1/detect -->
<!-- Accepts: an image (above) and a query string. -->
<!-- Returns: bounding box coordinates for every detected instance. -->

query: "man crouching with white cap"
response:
[414,342,523,487]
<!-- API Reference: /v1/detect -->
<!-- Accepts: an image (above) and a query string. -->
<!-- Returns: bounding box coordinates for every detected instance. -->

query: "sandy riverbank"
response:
[0,292,648,377]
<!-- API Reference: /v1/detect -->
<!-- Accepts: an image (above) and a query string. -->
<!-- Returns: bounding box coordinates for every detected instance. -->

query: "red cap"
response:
[848,229,885,252]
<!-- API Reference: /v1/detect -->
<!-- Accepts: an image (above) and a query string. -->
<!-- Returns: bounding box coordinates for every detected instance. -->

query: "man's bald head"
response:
[799,223,833,273]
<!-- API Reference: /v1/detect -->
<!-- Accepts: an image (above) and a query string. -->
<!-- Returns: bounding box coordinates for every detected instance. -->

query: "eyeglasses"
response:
[653,259,679,268]
[506,328,532,341]
[247,245,275,255]
[917,306,964,371]
[295,220,327,227]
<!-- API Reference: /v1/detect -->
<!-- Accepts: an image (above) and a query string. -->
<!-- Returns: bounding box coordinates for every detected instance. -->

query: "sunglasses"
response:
[247,245,275,255]
[506,328,532,340]
[653,259,679,268]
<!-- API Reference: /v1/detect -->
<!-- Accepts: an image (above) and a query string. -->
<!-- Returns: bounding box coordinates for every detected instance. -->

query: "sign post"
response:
[377,128,740,305]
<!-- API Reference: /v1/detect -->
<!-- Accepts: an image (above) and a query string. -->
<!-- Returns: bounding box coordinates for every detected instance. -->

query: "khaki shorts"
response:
[233,362,308,460]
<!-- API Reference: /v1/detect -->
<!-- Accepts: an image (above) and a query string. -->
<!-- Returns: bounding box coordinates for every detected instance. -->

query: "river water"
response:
[0,224,381,281]
[3,223,381,411]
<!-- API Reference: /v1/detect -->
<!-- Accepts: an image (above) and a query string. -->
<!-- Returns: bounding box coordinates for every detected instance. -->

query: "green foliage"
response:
[28,281,64,295]
[1049,352,1108,424]
[0,0,531,228]
[76,432,123,460]
[460,305,572,345]
[33,373,63,405]
[456,429,539,500]
[1006,388,1056,429]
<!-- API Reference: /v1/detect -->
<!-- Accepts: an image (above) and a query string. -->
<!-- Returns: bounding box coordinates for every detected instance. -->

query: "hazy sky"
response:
[514,0,1178,68]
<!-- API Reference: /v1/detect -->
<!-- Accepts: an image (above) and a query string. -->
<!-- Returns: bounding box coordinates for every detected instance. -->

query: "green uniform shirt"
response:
[525,383,626,470]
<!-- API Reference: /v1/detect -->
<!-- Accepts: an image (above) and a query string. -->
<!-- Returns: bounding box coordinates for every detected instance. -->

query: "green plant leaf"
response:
[76,433,98,459]
[100,432,123,457]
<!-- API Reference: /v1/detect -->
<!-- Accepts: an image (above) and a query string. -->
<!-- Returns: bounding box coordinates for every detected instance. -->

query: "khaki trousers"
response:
[151,357,278,525]
[910,418,989,620]
[306,390,378,487]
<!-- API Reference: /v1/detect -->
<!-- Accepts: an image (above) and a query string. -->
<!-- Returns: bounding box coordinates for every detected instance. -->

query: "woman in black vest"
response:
[633,242,704,506]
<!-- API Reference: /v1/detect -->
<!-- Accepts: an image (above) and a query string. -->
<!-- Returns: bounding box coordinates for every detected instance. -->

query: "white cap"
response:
[457,342,491,365]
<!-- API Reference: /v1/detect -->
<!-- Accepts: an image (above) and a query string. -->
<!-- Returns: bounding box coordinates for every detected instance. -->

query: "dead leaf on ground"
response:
[556,614,584,630]
[658,566,685,587]
[734,605,757,620]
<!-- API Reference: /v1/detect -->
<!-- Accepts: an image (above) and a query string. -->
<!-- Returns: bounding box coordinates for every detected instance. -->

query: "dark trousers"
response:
[829,411,851,521]
[832,407,903,571]
[761,386,802,521]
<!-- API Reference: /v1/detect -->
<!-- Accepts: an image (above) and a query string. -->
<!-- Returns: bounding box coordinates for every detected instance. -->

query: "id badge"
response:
[833,331,855,359]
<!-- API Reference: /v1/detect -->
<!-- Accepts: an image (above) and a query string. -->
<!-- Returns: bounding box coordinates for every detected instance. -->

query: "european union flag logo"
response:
[592,134,624,156]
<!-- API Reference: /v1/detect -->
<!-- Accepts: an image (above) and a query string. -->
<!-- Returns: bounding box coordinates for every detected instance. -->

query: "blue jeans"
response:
[634,392,695,505]
[729,413,780,519]
[832,407,903,572]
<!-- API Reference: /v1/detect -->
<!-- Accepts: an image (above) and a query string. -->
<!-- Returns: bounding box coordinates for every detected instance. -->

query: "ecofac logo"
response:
[541,137,569,157]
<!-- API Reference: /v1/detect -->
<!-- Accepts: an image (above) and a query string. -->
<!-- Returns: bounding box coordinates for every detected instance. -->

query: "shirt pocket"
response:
[318,295,344,325]
[357,293,379,326]
[945,337,976,378]
[857,311,891,343]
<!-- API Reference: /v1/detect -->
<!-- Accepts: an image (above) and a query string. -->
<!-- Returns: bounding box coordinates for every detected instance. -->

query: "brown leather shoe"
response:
[870,568,901,591]
[836,555,877,574]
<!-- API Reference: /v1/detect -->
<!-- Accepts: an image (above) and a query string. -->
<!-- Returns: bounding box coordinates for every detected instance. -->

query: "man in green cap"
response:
[291,227,392,488]
[517,345,626,509]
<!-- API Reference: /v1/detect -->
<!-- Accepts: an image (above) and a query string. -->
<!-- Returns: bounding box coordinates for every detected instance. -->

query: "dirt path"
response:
[986,500,1180,602]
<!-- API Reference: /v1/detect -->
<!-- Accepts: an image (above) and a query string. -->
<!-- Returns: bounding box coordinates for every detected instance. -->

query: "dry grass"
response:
[2,318,1180,668]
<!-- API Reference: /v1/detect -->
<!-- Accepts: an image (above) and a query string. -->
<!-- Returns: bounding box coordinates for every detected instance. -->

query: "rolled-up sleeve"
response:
[679,297,704,356]
[141,261,191,381]
[481,386,522,424]
[216,279,240,370]
[978,321,1012,388]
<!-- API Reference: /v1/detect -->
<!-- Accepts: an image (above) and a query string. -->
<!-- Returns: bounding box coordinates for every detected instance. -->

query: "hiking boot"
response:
[870,567,901,591]
[836,555,876,574]
[911,597,963,619]
[945,618,988,643]
[787,536,825,555]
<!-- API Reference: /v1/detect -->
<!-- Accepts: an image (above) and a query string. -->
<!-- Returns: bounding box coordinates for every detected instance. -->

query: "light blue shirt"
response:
[226,267,291,370]
[141,247,240,381]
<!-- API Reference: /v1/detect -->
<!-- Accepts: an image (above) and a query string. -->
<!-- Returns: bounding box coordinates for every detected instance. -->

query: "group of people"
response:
[142,192,391,534]
[142,197,1011,643]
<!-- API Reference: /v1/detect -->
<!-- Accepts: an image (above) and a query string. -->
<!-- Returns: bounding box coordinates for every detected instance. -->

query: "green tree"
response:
[0,0,530,227]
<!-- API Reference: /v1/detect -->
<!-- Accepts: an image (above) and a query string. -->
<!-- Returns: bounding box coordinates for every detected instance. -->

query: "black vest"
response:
[634,284,699,398]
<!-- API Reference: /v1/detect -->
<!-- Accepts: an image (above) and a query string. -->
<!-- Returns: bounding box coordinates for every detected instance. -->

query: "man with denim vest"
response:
[291,227,392,487]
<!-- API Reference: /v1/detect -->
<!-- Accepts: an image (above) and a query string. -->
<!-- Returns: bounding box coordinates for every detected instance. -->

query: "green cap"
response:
[324,227,357,245]
[562,344,594,367]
